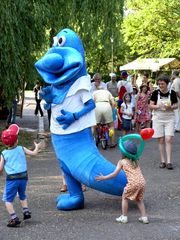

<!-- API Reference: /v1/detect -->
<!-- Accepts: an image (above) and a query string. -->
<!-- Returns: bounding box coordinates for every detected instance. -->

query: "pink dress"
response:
[135,93,151,123]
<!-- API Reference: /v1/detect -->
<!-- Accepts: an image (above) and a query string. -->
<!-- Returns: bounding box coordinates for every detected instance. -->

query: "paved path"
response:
[0,92,180,240]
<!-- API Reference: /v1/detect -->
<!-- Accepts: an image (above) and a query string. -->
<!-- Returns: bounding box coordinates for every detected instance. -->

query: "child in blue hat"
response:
[96,138,149,224]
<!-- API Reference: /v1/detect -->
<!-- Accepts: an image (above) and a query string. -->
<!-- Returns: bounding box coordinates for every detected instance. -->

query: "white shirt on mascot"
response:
[50,75,96,134]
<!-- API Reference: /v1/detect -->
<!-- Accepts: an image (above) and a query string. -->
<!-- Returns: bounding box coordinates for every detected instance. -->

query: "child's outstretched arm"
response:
[23,141,42,156]
[95,160,123,181]
[0,155,4,173]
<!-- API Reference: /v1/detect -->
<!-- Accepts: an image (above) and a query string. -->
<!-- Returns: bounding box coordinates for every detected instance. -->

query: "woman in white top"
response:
[149,74,178,170]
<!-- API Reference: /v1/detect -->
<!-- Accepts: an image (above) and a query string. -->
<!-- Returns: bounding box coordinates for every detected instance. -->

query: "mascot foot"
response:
[56,193,84,210]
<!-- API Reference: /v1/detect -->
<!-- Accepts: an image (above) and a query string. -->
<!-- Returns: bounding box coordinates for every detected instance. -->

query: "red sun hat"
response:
[1,124,20,147]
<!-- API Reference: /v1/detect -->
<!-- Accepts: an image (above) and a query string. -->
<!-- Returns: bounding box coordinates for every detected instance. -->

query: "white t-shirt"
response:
[50,76,96,134]
[121,102,133,120]
[117,80,133,93]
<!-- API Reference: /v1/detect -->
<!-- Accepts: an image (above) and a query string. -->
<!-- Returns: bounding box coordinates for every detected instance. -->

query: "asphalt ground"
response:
[0,91,180,240]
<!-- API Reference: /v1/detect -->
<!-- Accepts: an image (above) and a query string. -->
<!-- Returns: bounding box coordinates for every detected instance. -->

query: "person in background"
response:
[171,70,180,132]
[95,139,149,224]
[106,73,118,98]
[131,74,139,91]
[6,94,19,127]
[0,124,42,227]
[91,73,107,92]
[149,74,178,170]
[131,86,138,130]
[112,98,122,130]
[117,71,133,130]
[117,71,133,101]
[93,86,117,148]
[142,72,153,93]
[120,93,134,136]
[33,81,43,117]
[135,84,151,132]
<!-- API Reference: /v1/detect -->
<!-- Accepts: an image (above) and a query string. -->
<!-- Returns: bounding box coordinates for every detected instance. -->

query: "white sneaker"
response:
[138,216,149,224]
[116,215,128,223]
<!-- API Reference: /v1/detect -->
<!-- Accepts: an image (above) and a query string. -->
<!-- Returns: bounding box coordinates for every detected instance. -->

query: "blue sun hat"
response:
[124,140,137,155]
[119,133,145,161]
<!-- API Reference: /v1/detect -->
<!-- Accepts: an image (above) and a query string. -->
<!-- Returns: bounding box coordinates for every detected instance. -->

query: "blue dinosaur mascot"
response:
[35,28,130,210]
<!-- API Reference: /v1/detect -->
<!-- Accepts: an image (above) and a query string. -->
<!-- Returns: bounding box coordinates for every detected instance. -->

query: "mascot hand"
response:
[40,86,53,103]
[56,109,76,129]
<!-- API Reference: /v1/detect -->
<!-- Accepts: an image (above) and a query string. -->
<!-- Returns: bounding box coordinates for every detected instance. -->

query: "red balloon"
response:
[140,128,154,140]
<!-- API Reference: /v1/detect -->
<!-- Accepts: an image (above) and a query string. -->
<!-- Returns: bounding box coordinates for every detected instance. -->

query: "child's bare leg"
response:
[20,198,30,213]
[136,200,147,217]
[20,198,31,219]
[122,197,128,216]
[20,198,28,208]
[5,201,21,227]
[5,202,16,215]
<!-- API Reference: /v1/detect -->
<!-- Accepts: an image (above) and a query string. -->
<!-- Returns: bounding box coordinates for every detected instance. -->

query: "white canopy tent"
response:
[120,58,180,72]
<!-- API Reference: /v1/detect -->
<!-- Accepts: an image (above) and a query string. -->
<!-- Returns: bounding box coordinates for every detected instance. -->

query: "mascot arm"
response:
[73,99,95,120]
[39,86,53,103]
[39,86,53,110]
[56,99,95,129]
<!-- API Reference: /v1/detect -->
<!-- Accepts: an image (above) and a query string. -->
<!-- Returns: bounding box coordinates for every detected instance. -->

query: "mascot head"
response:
[35,28,87,86]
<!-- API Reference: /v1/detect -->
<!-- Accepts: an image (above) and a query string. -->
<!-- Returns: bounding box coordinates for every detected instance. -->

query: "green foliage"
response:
[0,0,125,109]
[45,0,125,74]
[122,0,180,60]
[0,0,49,106]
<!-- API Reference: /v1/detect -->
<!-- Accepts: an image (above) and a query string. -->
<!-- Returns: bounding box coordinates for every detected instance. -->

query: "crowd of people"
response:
[0,70,179,227]
[91,70,180,170]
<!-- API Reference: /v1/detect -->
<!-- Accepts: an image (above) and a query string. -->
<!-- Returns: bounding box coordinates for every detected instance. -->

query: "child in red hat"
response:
[0,124,42,227]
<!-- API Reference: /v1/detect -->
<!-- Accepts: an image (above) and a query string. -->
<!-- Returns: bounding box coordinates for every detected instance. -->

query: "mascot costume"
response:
[35,28,153,210]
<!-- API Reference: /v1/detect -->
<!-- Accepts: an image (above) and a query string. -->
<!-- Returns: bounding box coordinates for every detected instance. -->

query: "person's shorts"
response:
[2,179,28,202]
[95,102,113,124]
[152,120,175,138]
[122,118,131,131]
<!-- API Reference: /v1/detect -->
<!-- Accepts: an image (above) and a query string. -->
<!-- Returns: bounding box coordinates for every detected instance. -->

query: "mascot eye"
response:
[52,36,58,46]
[58,36,66,47]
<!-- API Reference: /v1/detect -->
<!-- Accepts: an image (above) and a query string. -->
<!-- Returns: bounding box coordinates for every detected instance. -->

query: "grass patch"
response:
[0,126,37,152]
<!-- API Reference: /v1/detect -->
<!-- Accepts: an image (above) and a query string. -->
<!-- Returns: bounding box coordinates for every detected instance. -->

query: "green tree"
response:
[122,0,180,59]
[46,0,125,75]
[0,0,49,106]
[0,0,125,110]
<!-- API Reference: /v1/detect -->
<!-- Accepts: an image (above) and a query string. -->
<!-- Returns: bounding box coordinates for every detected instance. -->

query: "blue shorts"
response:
[122,118,131,131]
[2,179,28,202]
